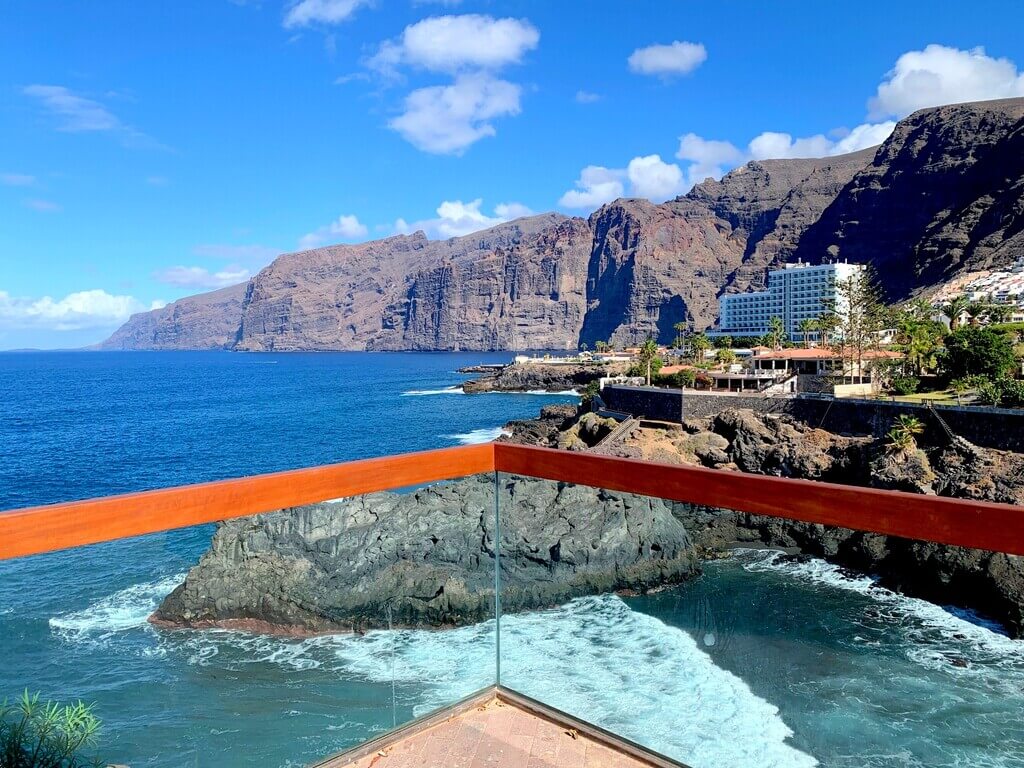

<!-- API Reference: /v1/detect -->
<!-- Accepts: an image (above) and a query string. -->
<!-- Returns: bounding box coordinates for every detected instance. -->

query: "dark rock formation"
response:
[152,475,698,633]
[461,363,609,393]
[499,404,580,447]
[103,99,1024,352]
[510,403,1024,635]
[795,98,1024,300]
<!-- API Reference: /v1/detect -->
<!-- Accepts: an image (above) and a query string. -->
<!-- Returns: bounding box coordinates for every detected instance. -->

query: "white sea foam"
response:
[443,427,512,444]
[50,572,186,643]
[176,594,815,767]
[739,550,1024,682]
[400,386,465,396]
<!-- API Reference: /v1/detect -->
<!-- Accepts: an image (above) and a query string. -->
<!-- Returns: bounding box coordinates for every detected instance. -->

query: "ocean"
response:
[1,351,1022,768]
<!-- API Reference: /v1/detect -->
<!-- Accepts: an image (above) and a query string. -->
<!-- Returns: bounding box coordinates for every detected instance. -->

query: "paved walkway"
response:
[327,696,663,768]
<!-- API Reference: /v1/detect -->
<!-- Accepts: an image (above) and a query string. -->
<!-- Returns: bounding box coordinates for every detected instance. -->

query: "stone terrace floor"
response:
[319,691,680,768]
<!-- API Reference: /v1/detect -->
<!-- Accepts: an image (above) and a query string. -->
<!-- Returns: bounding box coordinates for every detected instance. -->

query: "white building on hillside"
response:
[710,260,865,339]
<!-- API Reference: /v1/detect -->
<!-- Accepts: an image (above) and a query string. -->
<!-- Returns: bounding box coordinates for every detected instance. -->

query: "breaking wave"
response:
[172,594,815,767]
[49,573,186,643]
[400,386,465,396]
[443,427,511,444]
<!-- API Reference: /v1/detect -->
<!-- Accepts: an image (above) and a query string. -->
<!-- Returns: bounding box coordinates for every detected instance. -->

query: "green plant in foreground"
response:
[886,414,925,454]
[0,691,101,768]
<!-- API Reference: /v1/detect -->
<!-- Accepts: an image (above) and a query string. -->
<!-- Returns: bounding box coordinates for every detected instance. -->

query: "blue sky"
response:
[2,0,1024,349]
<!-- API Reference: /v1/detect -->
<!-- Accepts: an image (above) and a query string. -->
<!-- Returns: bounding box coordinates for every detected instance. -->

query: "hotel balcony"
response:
[2,444,1023,768]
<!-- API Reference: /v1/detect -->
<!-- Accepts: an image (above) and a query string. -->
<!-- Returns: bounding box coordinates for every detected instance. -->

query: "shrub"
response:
[0,691,101,768]
[580,380,600,406]
[890,375,920,395]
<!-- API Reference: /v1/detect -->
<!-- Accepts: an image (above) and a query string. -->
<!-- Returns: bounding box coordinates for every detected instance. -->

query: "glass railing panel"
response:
[495,473,1024,768]
[0,472,497,768]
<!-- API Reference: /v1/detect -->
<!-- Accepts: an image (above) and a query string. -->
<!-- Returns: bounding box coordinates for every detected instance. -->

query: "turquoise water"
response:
[1,352,1022,767]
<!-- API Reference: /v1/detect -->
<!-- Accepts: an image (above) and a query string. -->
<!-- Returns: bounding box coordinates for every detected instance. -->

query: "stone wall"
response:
[600,385,1024,452]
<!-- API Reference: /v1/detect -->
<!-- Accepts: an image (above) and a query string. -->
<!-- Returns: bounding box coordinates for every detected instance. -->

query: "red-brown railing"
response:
[1,442,1022,560]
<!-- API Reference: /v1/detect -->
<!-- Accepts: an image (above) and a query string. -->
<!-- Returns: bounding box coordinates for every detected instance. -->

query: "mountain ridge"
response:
[101,97,1024,351]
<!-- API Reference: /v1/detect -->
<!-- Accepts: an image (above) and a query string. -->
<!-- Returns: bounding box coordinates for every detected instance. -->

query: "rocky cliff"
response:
[104,98,1024,351]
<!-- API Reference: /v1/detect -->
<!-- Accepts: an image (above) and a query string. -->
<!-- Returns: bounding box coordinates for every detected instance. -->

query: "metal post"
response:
[493,470,502,686]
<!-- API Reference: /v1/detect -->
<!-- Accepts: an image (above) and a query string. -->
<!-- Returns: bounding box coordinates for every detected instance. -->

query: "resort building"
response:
[711,260,865,340]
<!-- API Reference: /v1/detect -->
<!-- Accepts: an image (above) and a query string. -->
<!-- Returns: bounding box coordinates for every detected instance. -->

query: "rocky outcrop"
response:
[461,363,610,393]
[511,403,1024,635]
[151,475,698,633]
[103,98,1024,351]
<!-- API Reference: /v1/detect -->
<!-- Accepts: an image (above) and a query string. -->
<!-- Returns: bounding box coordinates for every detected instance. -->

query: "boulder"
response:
[152,475,699,634]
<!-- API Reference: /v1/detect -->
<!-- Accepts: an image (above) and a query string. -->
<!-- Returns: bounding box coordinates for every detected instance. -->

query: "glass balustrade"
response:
[0,472,498,768]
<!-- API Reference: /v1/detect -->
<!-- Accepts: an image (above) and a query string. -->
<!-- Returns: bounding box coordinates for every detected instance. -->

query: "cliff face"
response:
[795,98,1024,299]
[100,283,246,350]
[102,98,1024,351]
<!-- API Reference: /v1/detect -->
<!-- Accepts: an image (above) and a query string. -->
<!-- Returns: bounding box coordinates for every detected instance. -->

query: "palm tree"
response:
[966,301,990,327]
[886,414,925,454]
[673,321,687,349]
[767,316,786,350]
[638,338,659,386]
[943,295,969,330]
[688,332,711,365]
[987,303,1013,323]
[816,311,839,349]
[798,318,818,348]
[907,297,934,321]
[715,348,736,368]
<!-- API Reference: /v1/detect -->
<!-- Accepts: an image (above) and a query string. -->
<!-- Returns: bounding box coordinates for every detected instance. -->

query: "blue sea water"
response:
[1,351,1023,768]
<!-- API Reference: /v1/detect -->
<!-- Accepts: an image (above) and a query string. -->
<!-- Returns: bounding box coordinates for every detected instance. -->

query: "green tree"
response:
[766,316,786,350]
[966,301,992,327]
[895,311,945,376]
[797,317,818,348]
[816,311,840,349]
[0,691,101,768]
[715,348,737,368]
[579,342,588,353]
[987,303,1014,323]
[638,338,659,386]
[834,271,886,384]
[687,332,711,364]
[672,321,687,349]
[942,327,1017,380]
[943,295,969,331]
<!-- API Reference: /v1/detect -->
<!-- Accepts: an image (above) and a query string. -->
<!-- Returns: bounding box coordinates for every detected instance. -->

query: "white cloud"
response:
[675,133,746,187]
[628,41,707,76]
[626,155,685,200]
[23,84,163,149]
[370,14,539,74]
[394,198,532,239]
[558,166,626,210]
[283,0,370,28]
[869,44,1024,119]
[298,214,369,249]
[1,173,35,186]
[0,289,163,331]
[23,85,120,132]
[154,265,251,289]
[389,73,521,154]
[747,131,834,160]
[575,90,600,104]
[830,121,898,154]
[558,156,685,210]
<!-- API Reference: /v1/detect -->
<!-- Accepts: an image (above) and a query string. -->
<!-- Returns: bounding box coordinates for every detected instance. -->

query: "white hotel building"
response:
[710,261,865,339]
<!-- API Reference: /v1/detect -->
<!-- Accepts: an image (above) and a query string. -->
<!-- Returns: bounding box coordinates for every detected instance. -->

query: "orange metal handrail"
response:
[1,441,1023,560]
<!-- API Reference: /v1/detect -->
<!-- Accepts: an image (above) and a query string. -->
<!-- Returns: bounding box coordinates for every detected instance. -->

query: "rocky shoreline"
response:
[501,404,1024,637]
[152,400,1024,640]
[461,363,615,393]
